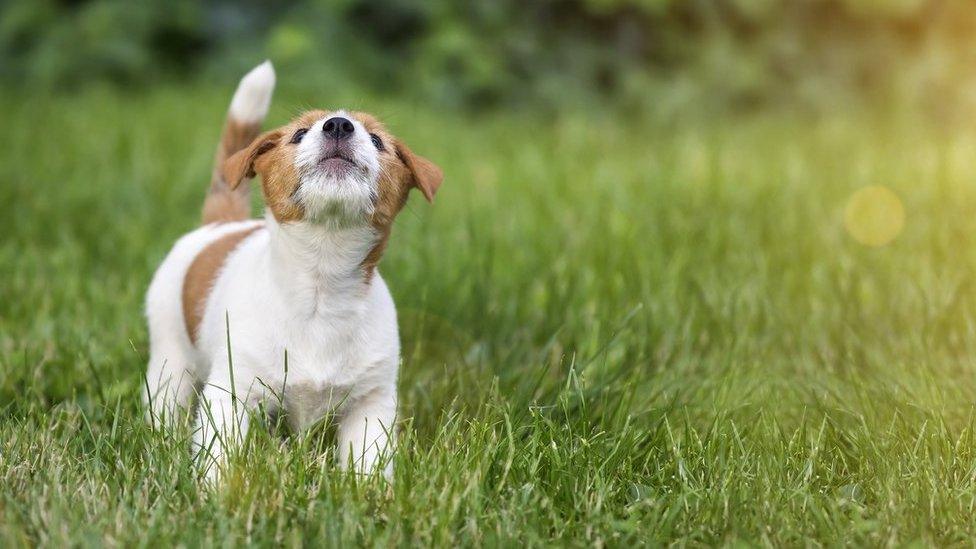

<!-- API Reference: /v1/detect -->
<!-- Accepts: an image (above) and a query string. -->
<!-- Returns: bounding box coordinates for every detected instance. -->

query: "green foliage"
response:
[3,0,976,113]
[4,84,976,544]
[0,0,205,87]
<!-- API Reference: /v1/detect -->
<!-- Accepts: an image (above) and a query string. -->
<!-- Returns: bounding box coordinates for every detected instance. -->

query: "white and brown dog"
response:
[143,61,442,479]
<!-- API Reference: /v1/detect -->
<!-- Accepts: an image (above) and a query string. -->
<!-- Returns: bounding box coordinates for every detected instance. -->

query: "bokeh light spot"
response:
[843,185,905,247]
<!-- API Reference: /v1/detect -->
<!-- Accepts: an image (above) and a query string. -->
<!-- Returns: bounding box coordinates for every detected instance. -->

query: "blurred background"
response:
[3,0,976,119]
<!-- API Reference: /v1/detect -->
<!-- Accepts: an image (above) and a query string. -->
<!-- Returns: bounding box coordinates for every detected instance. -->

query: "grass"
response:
[4,82,976,546]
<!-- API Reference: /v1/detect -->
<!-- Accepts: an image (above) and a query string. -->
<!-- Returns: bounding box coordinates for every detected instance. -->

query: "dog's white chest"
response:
[274,328,389,430]
[279,323,365,382]
[228,279,398,429]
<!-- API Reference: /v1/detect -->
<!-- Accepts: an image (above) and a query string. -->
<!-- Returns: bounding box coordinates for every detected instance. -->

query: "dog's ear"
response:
[223,130,283,189]
[396,141,443,203]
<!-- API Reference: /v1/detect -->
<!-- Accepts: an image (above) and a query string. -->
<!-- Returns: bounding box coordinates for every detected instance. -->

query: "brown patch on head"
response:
[182,225,263,343]
[257,110,338,223]
[348,111,444,276]
[222,110,330,223]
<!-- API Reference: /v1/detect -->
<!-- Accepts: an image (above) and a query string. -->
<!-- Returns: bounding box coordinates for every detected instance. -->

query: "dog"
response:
[143,61,442,480]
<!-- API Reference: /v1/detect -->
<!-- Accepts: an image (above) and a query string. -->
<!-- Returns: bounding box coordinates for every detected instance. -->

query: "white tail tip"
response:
[229,60,276,123]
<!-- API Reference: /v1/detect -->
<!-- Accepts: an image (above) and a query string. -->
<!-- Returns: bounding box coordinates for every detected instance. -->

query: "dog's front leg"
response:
[192,381,261,483]
[337,385,397,479]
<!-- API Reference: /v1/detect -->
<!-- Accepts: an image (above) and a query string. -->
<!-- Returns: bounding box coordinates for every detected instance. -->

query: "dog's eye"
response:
[369,133,385,151]
[289,128,309,144]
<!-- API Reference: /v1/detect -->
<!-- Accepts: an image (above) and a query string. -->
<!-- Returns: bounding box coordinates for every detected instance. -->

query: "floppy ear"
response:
[397,141,443,203]
[222,130,282,189]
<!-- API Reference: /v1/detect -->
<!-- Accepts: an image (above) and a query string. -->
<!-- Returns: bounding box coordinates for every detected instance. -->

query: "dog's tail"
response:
[201,61,276,224]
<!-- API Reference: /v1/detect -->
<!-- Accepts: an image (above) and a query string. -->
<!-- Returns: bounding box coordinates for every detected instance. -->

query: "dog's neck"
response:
[265,211,378,314]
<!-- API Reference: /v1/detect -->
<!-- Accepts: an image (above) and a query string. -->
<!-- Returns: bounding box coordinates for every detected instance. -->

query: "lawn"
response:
[3,84,976,546]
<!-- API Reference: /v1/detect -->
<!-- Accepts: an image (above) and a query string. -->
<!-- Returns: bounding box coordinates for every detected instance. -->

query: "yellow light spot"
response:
[843,185,905,247]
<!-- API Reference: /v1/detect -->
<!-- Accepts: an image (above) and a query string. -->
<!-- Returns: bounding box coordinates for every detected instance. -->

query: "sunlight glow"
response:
[843,185,905,247]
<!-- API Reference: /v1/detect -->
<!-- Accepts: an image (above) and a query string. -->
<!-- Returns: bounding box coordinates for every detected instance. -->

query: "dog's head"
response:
[223,110,442,230]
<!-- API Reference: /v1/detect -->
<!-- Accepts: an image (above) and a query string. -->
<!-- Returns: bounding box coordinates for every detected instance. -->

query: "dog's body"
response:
[143,62,441,479]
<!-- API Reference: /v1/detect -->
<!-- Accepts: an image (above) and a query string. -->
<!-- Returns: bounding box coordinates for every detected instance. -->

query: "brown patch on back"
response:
[182,225,263,343]
[202,118,262,224]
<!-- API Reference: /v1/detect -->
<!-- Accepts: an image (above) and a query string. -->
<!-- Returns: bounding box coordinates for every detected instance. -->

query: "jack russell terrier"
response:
[143,61,442,480]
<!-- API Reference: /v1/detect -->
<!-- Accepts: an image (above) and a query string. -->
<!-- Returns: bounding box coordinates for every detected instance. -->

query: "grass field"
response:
[4,84,976,546]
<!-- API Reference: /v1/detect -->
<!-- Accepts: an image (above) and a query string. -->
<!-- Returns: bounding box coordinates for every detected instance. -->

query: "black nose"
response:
[322,117,355,140]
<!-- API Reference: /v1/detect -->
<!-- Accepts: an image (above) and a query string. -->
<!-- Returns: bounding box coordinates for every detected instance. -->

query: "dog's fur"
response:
[143,61,442,480]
